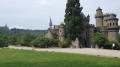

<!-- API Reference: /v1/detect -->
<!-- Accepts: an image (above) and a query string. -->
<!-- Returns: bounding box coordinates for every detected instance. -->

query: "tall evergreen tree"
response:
[64,0,84,41]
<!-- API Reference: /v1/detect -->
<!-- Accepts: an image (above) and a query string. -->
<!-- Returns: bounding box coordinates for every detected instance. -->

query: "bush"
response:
[0,36,9,47]
[103,41,112,49]
[91,32,108,48]
[114,42,120,50]
[31,37,47,48]
[48,38,59,47]
[103,41,120,50]
[18,33,37,47]
[31,37,58,48]
[59,39,71,48]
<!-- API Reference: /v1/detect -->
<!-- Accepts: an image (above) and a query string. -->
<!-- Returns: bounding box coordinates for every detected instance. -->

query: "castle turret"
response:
[107,14,119,42]
[95,7,103,28]
[59,23,64,42]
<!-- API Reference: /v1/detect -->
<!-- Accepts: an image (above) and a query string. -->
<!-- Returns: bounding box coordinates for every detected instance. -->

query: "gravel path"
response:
[8,46,120,58]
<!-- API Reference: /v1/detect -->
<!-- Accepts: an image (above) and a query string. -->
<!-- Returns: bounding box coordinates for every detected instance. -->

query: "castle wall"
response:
[108,31,118,42]
[103,15,109,27]
[96,18,103,27]
[89,25,95,48]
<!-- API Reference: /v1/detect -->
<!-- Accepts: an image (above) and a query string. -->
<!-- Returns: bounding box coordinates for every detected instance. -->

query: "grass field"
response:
[0,48,120,67]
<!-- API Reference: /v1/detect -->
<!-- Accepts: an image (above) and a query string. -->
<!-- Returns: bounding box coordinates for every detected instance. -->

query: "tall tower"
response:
[59,23,64,42]
[95,7,103,28]
[107,14,119,42]
[49,17,53,29]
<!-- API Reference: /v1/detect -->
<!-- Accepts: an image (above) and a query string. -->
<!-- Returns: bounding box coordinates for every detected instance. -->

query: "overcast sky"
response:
[0,0,120,30]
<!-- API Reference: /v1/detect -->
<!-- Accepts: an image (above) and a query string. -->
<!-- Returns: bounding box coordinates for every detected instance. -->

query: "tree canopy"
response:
[64,0,84,41]
[91,32,108,48]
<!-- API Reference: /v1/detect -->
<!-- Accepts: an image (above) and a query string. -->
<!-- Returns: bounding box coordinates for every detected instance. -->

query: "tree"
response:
[64,0,84,42]
[91,32,108,48]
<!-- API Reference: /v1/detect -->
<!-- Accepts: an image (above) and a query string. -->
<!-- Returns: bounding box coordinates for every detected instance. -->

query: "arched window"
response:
[113,23,114,26]
[110,23,111,26]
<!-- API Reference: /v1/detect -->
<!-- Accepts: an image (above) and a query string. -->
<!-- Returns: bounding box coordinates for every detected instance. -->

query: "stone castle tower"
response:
[95,7,103,28]
[95,7,119,42]
[59,23,64,42]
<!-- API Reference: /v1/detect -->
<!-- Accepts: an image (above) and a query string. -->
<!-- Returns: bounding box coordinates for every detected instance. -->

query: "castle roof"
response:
[103,13,118,21]
[49,17,53,26]
[104,13,116,17]
[104,13,110,17]
[96,7,102,11]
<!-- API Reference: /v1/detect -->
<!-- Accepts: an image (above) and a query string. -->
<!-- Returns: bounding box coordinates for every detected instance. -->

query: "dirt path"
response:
[8,46,120,58]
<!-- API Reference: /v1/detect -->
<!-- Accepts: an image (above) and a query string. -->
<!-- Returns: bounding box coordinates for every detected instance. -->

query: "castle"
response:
[95,7,119,42]
[46,7,119,48]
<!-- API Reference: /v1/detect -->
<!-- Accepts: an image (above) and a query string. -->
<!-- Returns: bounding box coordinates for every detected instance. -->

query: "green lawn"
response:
[0,49,120,67]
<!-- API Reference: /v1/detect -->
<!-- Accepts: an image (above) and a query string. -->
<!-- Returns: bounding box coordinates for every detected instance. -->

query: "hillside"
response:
[0,26,47,36]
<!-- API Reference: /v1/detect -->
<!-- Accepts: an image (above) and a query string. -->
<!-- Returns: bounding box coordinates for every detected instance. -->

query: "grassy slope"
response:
[0,49,120,67]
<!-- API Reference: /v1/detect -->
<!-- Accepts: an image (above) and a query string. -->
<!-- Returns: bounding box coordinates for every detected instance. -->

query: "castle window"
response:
[113,23,114,26]
[110,23,111,26]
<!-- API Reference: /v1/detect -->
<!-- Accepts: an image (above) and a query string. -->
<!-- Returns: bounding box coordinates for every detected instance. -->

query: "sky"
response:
[0,0,120,30]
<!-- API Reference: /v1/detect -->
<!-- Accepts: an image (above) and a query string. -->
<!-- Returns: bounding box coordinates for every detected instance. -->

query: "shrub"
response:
[31,37,58,48]
[48,38,59,47]
[18,33,37,47]
[31,37,47,48]
[91,32,108,48]
[59,39,71,48]
[114,42,120,50]
[0,35,9,47]
[103,41,112,49]
[104,41,120,50]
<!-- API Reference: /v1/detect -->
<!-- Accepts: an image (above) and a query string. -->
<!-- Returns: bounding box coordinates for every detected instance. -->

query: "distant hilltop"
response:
[0,25,47,36]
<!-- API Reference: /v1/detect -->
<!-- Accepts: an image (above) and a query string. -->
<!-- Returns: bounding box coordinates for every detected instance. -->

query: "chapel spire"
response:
[49,17,53,29]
